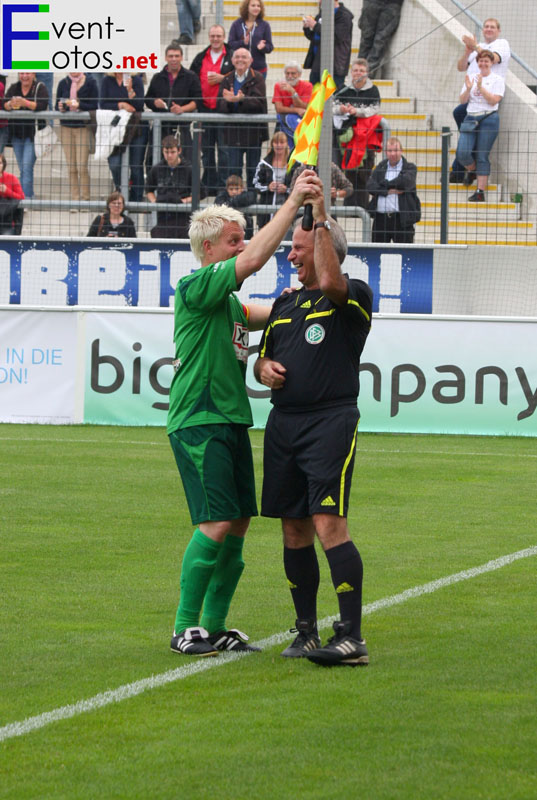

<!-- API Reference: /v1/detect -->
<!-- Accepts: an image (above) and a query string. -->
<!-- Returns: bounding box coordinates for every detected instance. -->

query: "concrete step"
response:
[414,165,466,185]
[270,45,360,57]
[382,113,432,131]
[416,229,536,246]
[374,80,399,99]
[417,219,534,237]
[418,183,501,194]
[421,201,521,219]
[431,237,536,246]
[403,146,456,166]
[380,98,415,113]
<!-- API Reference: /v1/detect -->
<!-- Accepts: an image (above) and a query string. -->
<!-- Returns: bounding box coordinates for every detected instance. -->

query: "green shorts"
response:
[169,423,258,525]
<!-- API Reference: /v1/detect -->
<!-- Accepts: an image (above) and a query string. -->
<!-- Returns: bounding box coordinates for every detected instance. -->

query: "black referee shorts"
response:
[261,405,360,519]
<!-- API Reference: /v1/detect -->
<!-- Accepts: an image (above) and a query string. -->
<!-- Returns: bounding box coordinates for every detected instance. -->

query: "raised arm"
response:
[234,169,322,284]
[309,185,348,307]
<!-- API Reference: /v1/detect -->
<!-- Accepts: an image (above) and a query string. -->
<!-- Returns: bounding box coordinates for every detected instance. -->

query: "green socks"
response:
[201,534,245,635]
[174,528,222,634]
[174,530,246,636]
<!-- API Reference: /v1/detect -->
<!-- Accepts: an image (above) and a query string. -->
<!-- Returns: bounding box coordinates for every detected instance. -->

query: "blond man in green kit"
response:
[167,169,323,656]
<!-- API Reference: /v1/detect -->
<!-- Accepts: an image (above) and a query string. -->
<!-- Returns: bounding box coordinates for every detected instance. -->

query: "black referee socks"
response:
[283,544,320,626]
[325,540,364,640]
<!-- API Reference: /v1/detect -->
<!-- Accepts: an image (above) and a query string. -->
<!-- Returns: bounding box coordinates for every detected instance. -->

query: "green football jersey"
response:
[166,256,252,433]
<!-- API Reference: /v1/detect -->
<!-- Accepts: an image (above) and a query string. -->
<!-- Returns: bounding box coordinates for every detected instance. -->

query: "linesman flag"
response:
[287,70,337,173]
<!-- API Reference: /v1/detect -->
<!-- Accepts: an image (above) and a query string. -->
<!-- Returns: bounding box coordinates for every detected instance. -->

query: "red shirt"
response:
[200,48,227,109]
[0,171,24,199]
[272,79,313,108]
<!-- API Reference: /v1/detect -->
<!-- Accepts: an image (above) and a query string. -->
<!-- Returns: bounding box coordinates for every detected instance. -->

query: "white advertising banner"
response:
[83,310,174,425]
[0,310,79,423]
[1,309,536,436]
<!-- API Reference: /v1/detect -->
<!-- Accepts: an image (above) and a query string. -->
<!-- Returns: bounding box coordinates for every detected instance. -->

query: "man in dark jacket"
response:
[366,137,420,243]
[145,42,201,160]
[216,48,268,188]
[190,25,234,196]
[302,0,354,89]
[146,135,192,239]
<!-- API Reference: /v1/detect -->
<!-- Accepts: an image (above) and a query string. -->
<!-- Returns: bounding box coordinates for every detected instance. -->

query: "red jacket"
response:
[340,115,384,170]
[0,171,25,199]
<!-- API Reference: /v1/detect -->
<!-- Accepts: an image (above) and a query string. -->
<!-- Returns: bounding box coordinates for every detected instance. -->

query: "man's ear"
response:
[202,239,213,258]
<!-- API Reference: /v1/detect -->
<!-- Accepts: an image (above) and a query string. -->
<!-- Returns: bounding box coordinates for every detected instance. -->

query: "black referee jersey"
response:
[259,276,373,411]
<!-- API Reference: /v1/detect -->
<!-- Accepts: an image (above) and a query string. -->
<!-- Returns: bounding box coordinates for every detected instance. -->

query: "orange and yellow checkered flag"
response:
[287,70,337,173]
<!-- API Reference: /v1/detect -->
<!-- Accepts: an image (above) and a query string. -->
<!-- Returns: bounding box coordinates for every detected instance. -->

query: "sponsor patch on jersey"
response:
[305,323,325,345]
[232,322,249,363]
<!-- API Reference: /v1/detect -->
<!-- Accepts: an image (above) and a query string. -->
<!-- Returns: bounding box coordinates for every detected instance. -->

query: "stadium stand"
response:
[0,0,535,245]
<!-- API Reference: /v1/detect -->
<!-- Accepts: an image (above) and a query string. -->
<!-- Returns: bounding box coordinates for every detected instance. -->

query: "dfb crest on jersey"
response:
[305,323,325,345]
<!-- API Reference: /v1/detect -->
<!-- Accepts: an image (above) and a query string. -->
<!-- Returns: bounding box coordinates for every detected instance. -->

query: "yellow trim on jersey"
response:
[347,298,371,323]
[339,420,359,515]
[259,318,292,357]
[305,309,336,320]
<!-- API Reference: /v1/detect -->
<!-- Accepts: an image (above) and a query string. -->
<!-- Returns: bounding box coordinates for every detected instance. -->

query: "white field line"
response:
[1,545,536,744]
[0,436,536,459]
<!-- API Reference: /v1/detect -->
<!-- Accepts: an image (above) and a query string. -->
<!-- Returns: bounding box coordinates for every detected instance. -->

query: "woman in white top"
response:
[455,50,505,202]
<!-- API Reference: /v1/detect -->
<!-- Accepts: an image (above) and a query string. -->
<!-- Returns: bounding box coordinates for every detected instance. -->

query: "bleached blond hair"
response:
[189,205,246,262]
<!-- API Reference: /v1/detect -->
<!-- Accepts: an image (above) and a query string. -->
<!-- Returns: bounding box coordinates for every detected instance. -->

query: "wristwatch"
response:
[314,220,331,231]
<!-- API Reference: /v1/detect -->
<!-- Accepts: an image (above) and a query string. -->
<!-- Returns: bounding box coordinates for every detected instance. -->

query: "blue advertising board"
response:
[0,239,433,313]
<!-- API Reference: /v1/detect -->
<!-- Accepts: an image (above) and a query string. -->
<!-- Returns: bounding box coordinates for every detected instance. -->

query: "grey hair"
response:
[189,205,246,262]
[284,61,302,73]
[292,215,348,265]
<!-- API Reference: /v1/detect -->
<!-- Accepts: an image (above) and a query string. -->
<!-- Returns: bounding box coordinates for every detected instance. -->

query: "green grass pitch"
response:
[1,424,536,799]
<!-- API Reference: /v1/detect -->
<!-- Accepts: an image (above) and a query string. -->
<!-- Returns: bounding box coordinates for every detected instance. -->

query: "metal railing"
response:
[0,108,382,241]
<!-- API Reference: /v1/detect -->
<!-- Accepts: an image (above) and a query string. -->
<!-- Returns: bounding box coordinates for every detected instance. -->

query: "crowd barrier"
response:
[1,237,536,435]
[1,306,535,436]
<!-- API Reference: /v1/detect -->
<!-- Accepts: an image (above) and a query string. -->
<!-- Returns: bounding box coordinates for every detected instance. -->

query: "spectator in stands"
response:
[176,0,201,46]
[333,58,382,209]
[228,0,274,79]
[190,25,234,196]
[0,153,24,235]
[302,1,353,89]
[0,79,8,153]
[455,50,505,203]
[146,134,192,238]
[366,137,420,242]
[358,0,405,79]
[272,62,313,149]
[253,130,289,229]
[215,174,255,239]
[145,42,202,160]
[450,17,510,184]
[87,191,137,237]
[289,161,353,208]
[55,72,98,207]
[100,73,148,202]
[216,48,269,187]
[4,72,48,198]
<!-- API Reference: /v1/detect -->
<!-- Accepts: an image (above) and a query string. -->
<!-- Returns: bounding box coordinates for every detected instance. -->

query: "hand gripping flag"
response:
[287,69,337,173]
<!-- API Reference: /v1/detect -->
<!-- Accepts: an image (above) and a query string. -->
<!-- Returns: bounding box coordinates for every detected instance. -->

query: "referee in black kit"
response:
[254,170,373,667]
